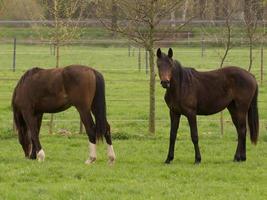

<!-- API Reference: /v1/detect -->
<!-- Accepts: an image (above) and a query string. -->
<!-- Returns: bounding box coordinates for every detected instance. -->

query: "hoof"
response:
[165,158,172,164]
[85,157,96,165]
[108,154,116,165]
[108,158,115,166]
[234,155,241,162]
[30,152,37,160]
[241,156,246,161]
[165,155,173,164]
[107,145,115,166]
[37,149,45,162]
[194,160,201,165]
[195,157,201,164]
[234,156,246,162]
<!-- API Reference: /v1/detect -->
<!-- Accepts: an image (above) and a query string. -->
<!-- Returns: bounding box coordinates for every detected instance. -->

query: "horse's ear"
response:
[157,48,162,58]
[168,48,173,58]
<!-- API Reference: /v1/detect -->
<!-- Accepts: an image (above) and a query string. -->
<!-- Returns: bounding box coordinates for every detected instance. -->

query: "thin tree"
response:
[95,0,192,134]
[34,0,87,134]
[243,0,261,72]
[201,0,239,135]
[39,0,86,67]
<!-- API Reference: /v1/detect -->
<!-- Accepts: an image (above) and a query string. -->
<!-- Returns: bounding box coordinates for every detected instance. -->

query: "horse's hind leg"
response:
[22,112,45,161]
[228,103,247,162]
[103,123,116,164]
[77,109,97,164]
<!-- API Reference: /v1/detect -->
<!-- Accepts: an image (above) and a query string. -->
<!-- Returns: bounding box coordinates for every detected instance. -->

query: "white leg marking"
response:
[85,142,97,164]
[37,149,45,162]
[107,145,116,165]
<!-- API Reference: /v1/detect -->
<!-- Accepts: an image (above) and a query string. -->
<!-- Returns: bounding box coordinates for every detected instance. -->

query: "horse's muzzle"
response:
[161,80,170,88]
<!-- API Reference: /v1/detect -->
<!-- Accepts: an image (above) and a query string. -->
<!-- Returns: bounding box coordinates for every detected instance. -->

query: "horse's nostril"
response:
[161,80,170,88]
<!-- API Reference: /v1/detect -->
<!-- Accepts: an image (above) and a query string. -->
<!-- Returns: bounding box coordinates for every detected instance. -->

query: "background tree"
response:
[38,0,86,68]
[95,0,191,134]
[243,0,262,72]
[34,0,87,134]
[201,0,241,135]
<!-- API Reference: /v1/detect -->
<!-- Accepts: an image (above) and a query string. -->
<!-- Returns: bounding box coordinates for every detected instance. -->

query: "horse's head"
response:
[156,48,174,89]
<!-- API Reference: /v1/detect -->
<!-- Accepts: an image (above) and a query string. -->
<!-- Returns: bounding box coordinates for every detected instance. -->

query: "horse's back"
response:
[185,66,257,115]
[222,66,257,86]
[13,65,98,113]
[62,65,97,91]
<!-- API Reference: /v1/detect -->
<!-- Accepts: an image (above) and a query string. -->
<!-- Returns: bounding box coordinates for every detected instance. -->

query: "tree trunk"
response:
[50,41,59,134]
[222,0,229,18]
[182,0,188,21]
[260,42,263,85]
[56,43,59,68]
[248,37,253,72]
[148,47,155,134]
[214,0,220,20]
[111,0,118,37]
[199,0,206,19]
[171,11,175,27]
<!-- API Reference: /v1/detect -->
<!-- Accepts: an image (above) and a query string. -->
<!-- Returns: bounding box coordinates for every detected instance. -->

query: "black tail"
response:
[91,70,108,140]
[248,85,259,144]
[12,88,22,133]
[12,91,30,155]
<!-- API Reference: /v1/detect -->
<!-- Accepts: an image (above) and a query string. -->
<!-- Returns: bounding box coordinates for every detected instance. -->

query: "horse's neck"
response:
[167,64,183,99]
[171,62,183,89]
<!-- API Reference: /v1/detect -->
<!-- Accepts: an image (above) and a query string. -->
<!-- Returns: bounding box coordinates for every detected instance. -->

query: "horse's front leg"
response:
[187,114,201,164]
[165,110,180,164]
[22,112,44,161]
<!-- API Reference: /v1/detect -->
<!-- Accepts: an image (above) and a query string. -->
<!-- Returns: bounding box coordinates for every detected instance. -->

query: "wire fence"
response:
[1,20,267,135]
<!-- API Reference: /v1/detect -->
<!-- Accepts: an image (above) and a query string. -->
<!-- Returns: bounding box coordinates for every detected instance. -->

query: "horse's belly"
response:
[197,108,225,115]
[36,96,72,113]
[196,100,230,115]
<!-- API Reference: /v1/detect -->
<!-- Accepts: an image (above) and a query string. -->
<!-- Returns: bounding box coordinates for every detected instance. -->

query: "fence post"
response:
[132,47,135,57]
[50,42,53,55]
[128,44,131,57]
[145,50,148,75]
[201,33,205,58]
[53,44,56,56]
[187,32,191,46]
[49,114,54,134]
[220,112,224,135]
[138,48,141,72]
[12,37,17,72]
[260,42,264,85]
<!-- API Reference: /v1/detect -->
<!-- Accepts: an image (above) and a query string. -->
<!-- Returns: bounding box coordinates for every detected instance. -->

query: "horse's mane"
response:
[173,60,196,80]
[12,67,43,108]
[173,60,197,92]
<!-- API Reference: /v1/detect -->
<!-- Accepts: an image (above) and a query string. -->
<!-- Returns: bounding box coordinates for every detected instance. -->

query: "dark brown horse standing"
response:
[156,48,259,164]
[12,65,115,164]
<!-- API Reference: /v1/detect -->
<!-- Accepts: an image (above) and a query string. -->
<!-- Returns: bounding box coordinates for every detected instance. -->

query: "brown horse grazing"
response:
[12,65,115,164]
[156,48,259,164]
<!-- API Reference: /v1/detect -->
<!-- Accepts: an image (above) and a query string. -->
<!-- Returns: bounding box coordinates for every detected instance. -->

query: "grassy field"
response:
[0,44,267,199]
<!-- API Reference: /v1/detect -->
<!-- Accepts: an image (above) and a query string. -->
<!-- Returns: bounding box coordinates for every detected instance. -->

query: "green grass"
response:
[0,44,267,199]
[0,134,267,199]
